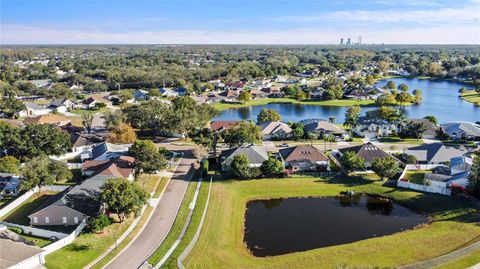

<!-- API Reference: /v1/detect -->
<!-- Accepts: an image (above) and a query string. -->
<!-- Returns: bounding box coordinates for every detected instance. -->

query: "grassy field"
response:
[90,206,154,269]
[184,176,480,269]
[433,249,480,269]
[212,98,376,111]
[403,170,431,185]
[1,192,59,225]
[44,216,136,269]
[461,90,480,105]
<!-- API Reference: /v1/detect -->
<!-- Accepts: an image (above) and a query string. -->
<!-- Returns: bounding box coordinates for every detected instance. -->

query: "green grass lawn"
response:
[378,136,425,145]
[147,179,198,265]
[403,170,431,185]
[460,90,480,105]
[44,216,136,269]
[433,249,480,269]
[70,107,108,116]
[90,206,154,269]
[153,177,170,198]
[137,174,162,195]
[184,175,480,269]
[20,233,53,247]
[213,98,376,111]
[1,192,60,225]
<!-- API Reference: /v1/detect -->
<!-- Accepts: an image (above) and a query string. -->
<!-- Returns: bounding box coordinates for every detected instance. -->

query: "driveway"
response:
[104,146,196,269]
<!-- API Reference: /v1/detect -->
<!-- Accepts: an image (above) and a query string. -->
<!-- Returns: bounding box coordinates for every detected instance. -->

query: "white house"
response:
[354,116,400,138]
[19,103,50,117]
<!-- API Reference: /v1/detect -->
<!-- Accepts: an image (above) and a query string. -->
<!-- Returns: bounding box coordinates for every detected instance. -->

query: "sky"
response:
[1,0,480,44]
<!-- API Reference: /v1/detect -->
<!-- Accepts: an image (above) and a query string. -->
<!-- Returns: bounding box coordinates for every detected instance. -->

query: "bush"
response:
[406,155,417,164]
[89,214,112,233]
[8,227,23,234]
[95,102,107,109]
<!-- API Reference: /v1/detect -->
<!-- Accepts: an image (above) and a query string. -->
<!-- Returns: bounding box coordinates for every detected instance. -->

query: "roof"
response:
[405,118,438,136]
[0,175,21,192]
[24,102,47,111]
[82,97,96,105]
[303,120,345,134]
[82,156,135,179]
[210,120,241,131]
[91,142,131,159]
[48,98,68,108]
[0,238,44,268]
[70,133,88,148]
[339,142,399,164]
[218,90,238,98]
[358,115,396,126]
[279,145,329,162]
[404,143,467,163]
[23,114,70,125]
[258,121,293,136]
[221,145,268,165]
[442,122,480,137]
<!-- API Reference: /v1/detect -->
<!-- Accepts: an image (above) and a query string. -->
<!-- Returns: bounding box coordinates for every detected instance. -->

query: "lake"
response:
[215,78,479,123]
[244,195,428,257]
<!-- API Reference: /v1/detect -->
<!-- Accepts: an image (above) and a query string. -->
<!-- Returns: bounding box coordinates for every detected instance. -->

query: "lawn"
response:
[184,176,480,269]
[433,249,480,269]
[403,170,431,185]
[44,216,136,269]
[1,192,60,225]
[212,98,376,111]
[460,90,480,105]
[153,177,170,198]
[20,233,53,247]
[137,174,162,195]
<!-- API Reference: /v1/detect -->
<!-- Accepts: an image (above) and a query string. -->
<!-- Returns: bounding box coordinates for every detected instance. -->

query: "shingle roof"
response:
[24,102,46,110]
[23,114,70,125]
[258,121,292,136]
[210,120,241,131]
[91,142,131,159]
[279,145,329,162]
[0,238,44,268]
[442,122,480,137]
[405,143,466,163]
[221,145,268,165]
[303,120,345,134]
[339,142,400,164]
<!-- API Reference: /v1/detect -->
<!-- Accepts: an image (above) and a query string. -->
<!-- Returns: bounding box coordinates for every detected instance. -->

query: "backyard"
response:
[183,175,480,269]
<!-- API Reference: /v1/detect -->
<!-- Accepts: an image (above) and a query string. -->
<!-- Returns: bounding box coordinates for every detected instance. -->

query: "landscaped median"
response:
[183,175,480,269]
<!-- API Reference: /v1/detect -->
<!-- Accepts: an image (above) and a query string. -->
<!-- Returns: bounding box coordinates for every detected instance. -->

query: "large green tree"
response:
[21,156,72,190]
[100,179,148,222]
[371,157,401,180]
[128,140,167,174]
[467,156,480,196]
[230,154,255,180]
[0,156,20,174]
[260,157,284,178]
[238,91,252,104]
[222,121,260,148]
[339,151,365,174]
[257,108,281,123]
[343,105,361,136]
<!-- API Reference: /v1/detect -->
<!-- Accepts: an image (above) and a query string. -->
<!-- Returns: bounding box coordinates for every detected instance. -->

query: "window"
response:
[45,217,49,223]
[62,217,67,224]
[74,217,79,224]
[33,217,38,223]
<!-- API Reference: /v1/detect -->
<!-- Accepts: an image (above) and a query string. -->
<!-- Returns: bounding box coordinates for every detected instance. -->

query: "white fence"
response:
[42,219,87,255]
[0,221,69,239]
[397,164,451,196]
[397,180,451,196]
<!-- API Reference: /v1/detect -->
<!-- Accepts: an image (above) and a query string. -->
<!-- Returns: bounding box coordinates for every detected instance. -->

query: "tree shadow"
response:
[65,243,91,252]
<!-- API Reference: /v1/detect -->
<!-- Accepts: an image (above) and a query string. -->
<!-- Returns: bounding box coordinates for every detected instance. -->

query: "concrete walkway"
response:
[104,148,196,269]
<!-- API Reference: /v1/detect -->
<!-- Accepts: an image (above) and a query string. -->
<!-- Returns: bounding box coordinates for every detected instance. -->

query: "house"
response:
[354,116,400,138]
[23,114,71,126]
[345,89,369,100]
[402,118,438,139]
[224,81,245,91]
[217,90,238,102]
[28,79,53,89]
[278,145,330,172]
[80,97,97,109]
[47,99,75,113]
[302,119,347,139]
[209,120,241,132]
[160,88,179,98]
[220,145,268,171]
[450,155,473,176]
[310,88,325,99]
[336,142,401,168]
[133,90,149,101]
[18,103,50,117]
[404,143,467,164]
[69,133,90,152]
[90,142,131,160]
[257,121,293,140]
[441,122,480,140]
[28,157,135,226]
[0,226,45,269]
[0,173,21,197]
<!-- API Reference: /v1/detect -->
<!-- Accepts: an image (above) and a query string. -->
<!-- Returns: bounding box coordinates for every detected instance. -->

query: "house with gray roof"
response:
[18,103,50,118]
[354,116,400,138]
[441,122,480,140]
[90,142,131,160]
[0,226,45,269]
[404,143,467,164]
[220,145,268,171]
[301,119,347,139]
[0,173,21,197]
[28,156,135,226]
[47,98,74,113]
[402,118,439,139]
[336,142,402,169]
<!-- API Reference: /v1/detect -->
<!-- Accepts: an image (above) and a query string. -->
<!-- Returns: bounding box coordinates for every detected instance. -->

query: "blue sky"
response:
[1,0,479,44]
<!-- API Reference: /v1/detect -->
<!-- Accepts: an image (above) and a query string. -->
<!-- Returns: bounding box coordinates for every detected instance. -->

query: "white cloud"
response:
[1,24,479,44]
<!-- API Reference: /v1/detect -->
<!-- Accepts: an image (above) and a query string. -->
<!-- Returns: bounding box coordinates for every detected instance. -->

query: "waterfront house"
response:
[278,145,329,172]
[441,122,480,140]
[220,145,268,171]
[335,142,401,169]
[209,120,241,132]
[401,118,438,139]
[258,121,293,140]
[354,116,400,138]
[302,119,347,139]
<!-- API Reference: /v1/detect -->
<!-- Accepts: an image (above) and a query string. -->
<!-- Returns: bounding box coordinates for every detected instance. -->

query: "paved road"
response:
[104,145,196,269]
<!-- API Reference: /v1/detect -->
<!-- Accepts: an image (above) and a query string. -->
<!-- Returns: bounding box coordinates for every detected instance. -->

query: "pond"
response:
[215,78,479,123]
[244,195,428,257]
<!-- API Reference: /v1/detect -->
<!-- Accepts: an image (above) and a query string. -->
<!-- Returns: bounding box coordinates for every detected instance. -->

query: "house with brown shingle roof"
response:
[23,114,71,126]
[209,120,241,132]
[258,121,293,140]
[278,145,330,172]
[28,156,135,226]
[336,142,402,169]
